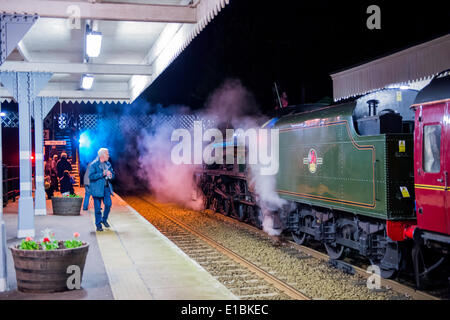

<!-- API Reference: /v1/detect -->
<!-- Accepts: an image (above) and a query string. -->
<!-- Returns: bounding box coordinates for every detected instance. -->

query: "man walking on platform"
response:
[89,148,115,232]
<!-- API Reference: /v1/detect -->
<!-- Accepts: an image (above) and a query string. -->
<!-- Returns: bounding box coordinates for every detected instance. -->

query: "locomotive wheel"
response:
[249,207,262,229]
[291,232,307,245]
[412,242,446,288]
[325,223,355,260]
[325,243,345,260]
[291,215,313,245]
[221,200,231,216]
[203,193,211,210]
[210,197,219,212]
[369,241,400,279]
[237,204,246,222]
[368,261,398,279]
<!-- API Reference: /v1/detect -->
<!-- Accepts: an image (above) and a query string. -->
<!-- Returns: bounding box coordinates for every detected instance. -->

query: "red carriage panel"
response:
[414,101,450,236]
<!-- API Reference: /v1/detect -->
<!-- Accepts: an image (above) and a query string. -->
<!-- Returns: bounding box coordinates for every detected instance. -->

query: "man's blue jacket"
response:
[89,158,115,197]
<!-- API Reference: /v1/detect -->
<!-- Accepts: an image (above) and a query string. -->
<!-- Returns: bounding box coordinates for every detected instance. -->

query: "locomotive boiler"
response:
[197,70,450,287]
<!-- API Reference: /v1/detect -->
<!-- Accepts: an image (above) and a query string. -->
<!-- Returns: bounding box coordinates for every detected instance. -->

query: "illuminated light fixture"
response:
[387,83,411,90]
[81,74,94,90]
[79,131,92,149]
[86,30,103,58]
[0,112,6,117]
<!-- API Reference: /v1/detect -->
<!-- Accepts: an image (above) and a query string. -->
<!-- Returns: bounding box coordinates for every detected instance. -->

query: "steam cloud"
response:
[201,79,287,236]
[136,120,204,211]
[85,79,287,236]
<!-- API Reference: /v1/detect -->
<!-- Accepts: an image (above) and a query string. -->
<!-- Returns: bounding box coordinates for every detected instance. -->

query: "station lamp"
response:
[81,74,94,90]
[85,30,103,58]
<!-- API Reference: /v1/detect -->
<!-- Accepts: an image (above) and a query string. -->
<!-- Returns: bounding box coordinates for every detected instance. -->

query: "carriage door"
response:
[415,102,448,235]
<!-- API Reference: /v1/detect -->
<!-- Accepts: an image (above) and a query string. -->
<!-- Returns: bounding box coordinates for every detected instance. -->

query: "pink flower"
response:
[25,237,33,241]
[73,232,80,238]
[43,237,50,243]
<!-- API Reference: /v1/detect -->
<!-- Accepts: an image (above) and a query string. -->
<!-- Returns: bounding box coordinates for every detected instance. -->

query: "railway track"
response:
[197,206,442,301]
[145,198,308,300]
[126,196,305,300]
[124,195,435,300]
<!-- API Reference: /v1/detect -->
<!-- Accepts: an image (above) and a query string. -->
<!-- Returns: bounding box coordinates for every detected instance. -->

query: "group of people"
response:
[44,146,115,232]
[44,150,75,199]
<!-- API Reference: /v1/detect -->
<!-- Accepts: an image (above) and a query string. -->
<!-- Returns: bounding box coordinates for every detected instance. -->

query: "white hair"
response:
[98,148,109,157]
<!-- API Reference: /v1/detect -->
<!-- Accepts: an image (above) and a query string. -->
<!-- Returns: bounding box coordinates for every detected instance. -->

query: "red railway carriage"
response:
[412,71,450,238]
[409,71,450,287]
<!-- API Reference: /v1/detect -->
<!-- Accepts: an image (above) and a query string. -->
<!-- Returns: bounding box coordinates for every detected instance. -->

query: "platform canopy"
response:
[0,0,230,104]
[330,34,450,101]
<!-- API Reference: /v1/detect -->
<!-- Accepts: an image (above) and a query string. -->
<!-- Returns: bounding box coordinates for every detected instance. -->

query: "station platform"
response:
[0,188,236,300]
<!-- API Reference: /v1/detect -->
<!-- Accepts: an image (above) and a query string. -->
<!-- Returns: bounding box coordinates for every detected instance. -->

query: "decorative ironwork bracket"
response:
[0,14,38,66]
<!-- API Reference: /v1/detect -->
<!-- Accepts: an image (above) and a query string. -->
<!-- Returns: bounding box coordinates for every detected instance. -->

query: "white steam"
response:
[132,79,287,236]
[202,79,287,236]
[136,123,205,211]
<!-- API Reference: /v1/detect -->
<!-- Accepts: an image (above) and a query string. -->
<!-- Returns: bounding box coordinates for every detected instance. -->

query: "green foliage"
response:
[18,229,83,250]
[19,239,39,250]
[42,240,59,251]
[64,239,83,249]
[65,194,82,198]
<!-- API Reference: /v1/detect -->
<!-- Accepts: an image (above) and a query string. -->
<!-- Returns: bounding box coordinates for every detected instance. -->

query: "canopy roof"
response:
[0,0,230,104]
[330,34,450,101]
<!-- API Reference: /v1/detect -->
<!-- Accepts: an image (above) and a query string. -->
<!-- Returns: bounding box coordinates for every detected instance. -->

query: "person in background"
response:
[60,170,75,196]
[50,154,59,192]
[57,152,72,180]
[83,161,92,211]
[49,146,58,159]
[89,148,115,232]
[281,91,289,108]
[44,166,53,199]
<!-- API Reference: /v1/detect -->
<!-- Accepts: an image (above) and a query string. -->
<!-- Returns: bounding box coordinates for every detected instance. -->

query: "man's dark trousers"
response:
[93,186,112,228]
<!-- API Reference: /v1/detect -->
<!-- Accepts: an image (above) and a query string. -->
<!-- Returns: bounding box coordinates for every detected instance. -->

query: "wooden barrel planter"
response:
[10,243,89,293]
[52,197,83,216]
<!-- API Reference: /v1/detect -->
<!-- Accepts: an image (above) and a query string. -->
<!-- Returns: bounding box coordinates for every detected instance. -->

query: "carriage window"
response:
[423,125,441,173]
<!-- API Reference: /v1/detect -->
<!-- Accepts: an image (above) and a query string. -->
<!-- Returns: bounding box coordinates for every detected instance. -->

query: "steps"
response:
[54,130,74,160]
[49,129,80,187]
[70,162,81,187]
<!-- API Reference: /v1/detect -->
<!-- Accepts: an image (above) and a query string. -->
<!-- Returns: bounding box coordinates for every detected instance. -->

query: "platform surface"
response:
[0,188,236,300]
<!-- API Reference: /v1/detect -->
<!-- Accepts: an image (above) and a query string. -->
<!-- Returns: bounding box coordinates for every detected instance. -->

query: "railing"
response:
[3,165,19,207]
[2,165,37,207]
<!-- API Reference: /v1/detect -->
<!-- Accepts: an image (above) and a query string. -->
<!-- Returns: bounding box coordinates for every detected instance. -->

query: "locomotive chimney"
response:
[367,99,380,117]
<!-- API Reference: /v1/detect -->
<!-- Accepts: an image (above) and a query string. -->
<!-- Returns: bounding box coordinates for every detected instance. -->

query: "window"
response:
[423,125,441,173]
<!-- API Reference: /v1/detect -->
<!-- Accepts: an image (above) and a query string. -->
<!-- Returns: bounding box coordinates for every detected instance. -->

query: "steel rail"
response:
[289,241,440,301]
[138,197,310,301]
[200,208,441,301]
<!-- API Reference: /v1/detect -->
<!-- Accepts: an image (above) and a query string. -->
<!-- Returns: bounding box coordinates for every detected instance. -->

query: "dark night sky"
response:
[144,0,449,113]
